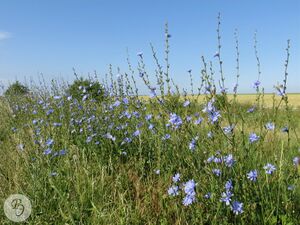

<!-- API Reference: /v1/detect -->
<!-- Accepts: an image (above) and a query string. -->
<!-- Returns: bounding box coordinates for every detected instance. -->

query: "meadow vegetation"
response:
[0,17,299,224]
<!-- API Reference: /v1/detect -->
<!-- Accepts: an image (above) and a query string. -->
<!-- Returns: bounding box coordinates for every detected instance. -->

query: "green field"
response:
[0,89,300,224]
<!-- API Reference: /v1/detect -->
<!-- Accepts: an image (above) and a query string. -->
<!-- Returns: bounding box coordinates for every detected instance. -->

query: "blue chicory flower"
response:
[183,100,190,107]
[249,133,260,143]
[182,194,196,206]
[263,163,276,174]
[225,179,233,191]
[220,191,233,206]
[45,138,54,146]
[265,122,275,131]
[44,148,52,155]
[168,185,179,196]
[172,173,180,183]
[212,169,221,177]
[253,80,260,89]
[224,154,235,167]
[247,170,258,182]
[183,179,197,196]
[231,201,243,215]
[293,157,299,166]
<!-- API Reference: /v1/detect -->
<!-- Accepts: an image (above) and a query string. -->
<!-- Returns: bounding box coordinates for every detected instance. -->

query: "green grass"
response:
[0,91,299,224]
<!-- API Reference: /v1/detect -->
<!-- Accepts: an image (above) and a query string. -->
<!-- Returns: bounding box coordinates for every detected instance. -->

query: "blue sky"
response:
[0,0,299,94]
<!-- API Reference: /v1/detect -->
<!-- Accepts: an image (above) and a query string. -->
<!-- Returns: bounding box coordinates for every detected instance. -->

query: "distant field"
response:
[222,93,300,108]
[141,93,300,108]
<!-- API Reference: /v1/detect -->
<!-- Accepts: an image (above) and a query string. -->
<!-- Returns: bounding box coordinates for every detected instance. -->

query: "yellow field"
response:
[228,93,300,108]
[196,93,300,108]
[141,93,300,108]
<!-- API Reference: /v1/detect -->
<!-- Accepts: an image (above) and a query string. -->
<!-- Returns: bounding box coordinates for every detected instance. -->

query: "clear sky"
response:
[0,0,299,94]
